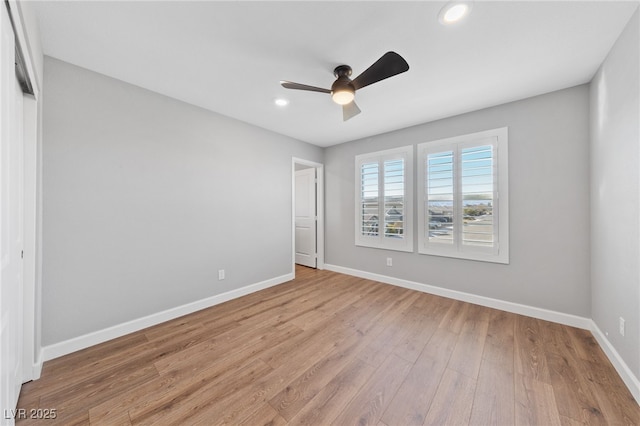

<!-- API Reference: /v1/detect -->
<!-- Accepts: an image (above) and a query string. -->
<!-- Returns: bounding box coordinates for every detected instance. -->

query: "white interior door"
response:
[1,4,24,421]
[295,168,317,268]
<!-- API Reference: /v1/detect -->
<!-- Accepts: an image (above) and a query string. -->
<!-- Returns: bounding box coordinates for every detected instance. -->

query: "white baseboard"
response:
[325,264,640,404]
[33,358,42,380]
[590,321,640,404]
[40,272,294,362]
[21,359,43,384]
[325,264,591,329]
[29,358,42,381]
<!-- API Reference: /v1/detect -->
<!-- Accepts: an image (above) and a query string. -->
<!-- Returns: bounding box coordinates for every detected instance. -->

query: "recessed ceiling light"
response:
[438,1,472,25]
[274,98,289,107]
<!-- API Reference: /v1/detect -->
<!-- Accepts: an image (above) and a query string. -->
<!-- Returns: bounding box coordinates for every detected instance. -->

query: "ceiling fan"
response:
[280,51,409,121]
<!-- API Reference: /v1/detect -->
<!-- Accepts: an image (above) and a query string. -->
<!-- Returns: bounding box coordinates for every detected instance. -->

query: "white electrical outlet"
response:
[619,317,625,336]
[218,269,225,280]
[386,257,392,267]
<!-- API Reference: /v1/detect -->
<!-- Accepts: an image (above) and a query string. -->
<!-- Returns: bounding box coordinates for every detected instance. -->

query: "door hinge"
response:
[21,250,24,259]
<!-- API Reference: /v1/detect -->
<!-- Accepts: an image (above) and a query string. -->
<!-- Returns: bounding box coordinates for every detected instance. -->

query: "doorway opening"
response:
[292,158,324,275]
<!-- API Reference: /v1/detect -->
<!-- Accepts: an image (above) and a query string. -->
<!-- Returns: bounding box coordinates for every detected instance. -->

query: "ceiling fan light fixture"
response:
[438,1,473,25]
[331,88,355,105]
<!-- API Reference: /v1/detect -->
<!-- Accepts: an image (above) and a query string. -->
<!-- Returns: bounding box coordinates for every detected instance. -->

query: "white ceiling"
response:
[32,1,638,147]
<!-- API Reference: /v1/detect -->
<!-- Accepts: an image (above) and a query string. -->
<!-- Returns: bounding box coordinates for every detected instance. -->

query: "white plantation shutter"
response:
[360,162,379,236]
[355,146,413,252]
[383,158,405,238]
[426,151,455,245]
[418,128,509,264]
[461,144,495,248]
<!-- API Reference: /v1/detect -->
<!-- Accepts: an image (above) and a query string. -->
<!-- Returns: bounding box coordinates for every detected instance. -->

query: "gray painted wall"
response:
[325,85,591,317]
[590,9,640,379]
[42,57,322,346]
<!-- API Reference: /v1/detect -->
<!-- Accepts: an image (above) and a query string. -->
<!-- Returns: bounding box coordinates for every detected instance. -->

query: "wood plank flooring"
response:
[16,266,640,425]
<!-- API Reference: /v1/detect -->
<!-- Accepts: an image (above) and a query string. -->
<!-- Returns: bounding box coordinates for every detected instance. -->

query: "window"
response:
[355,146,413,252]
[418,128,509,263]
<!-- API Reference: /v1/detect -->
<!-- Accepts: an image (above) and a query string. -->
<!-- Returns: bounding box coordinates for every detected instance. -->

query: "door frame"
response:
[5,0,41,382]
[291,158,324,274]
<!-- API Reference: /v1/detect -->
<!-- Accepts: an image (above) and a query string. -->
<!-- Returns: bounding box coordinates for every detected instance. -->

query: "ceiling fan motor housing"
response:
[333,65,352,78]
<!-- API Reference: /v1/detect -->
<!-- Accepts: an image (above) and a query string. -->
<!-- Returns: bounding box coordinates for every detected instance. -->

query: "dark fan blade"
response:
[280,81,331,94]
[343,101,361,121]
[351,52,409,91]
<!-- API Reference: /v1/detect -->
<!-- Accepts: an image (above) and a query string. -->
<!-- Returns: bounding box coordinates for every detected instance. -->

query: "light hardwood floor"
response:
[17,266,640,425]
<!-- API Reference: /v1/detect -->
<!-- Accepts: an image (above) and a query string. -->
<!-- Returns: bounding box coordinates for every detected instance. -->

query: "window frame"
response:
[417,127,509,264]
[355,145,413,252]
